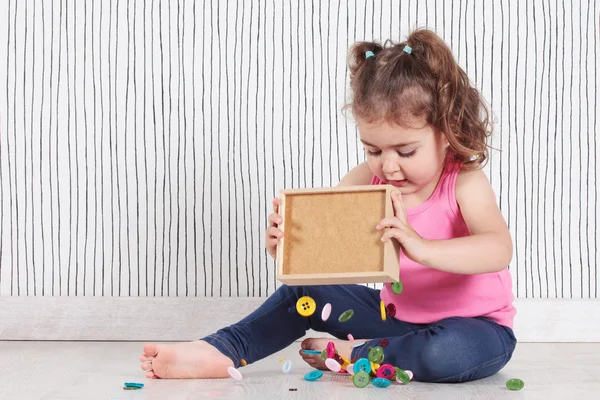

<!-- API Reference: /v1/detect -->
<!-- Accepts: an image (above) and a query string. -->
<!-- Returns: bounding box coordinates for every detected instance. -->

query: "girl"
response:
[139,28,517,383]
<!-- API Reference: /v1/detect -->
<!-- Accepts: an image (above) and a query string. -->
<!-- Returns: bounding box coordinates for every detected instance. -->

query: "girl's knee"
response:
[414,327,509,383]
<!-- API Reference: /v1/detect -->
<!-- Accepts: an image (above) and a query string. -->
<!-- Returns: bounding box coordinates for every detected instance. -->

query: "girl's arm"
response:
[423,168,513,274]
[337,162,373,187]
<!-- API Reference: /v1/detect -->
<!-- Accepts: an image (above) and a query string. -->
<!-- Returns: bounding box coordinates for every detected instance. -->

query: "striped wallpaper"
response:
[0,0,597,299]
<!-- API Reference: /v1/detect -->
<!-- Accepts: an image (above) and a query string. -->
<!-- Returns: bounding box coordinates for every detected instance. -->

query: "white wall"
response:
[0,0,598,302]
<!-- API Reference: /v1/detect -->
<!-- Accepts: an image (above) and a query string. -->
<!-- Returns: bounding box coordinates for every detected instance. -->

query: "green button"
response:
[338,309,354,322]
[506,378,524,391]
[368,346,385,364]
[392,281,403,295]
[320,349,327,360]
[123,387,141,390]
[352,370,371,388]
[395,368,411,384]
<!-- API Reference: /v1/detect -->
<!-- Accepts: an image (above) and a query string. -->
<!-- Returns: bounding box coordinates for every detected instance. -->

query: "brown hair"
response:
[344,28,493,169]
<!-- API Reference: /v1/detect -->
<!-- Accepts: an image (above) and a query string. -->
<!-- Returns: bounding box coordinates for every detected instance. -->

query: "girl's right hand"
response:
[266,198,283,260]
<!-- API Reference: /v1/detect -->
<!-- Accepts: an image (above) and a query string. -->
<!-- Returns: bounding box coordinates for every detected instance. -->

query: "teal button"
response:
[304,370,324,381]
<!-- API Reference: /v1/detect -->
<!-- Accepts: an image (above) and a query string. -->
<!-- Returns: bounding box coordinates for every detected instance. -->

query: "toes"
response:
[140,360,153,372]
[140,354,154,362]
[145,370,158,379]
[143,343,159,357]
[300,338,312,350]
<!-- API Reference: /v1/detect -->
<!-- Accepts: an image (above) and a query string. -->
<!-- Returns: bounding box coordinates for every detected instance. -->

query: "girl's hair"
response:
[345,28,492,169]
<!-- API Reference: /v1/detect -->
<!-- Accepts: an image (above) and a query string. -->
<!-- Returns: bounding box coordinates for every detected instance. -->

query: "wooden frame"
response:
[276,185,400,285]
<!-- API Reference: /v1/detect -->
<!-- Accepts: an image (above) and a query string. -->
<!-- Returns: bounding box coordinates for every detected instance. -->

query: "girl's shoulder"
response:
[337,162,373,187]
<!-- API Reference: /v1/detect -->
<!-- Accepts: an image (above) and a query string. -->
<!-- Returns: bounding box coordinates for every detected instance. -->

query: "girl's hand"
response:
[266,198,283,260]
[377,191,430,264]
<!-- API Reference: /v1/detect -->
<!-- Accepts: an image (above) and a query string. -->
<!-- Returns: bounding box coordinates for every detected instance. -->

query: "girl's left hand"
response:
[376,190,430,264]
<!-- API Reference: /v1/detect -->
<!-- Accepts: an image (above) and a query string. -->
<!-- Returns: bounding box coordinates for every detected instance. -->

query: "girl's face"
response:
[357,117,449,203]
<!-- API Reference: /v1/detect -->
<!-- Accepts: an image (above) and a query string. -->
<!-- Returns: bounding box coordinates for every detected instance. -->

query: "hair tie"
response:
[403,45,412,55]
[365,51,375,59]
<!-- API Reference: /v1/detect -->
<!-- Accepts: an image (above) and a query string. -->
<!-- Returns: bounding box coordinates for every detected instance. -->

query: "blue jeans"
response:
[201,284,517,383]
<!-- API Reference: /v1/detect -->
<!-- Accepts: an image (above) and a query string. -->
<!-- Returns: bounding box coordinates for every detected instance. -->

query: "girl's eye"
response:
[365,149,416,157]
[398,150,416,158]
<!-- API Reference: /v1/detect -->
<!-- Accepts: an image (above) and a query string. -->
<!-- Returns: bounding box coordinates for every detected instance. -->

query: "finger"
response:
[268,213,283,228]
[381,228,405,243]
[272,197,280,214]
[376,217,405,230]
[392,191,408,224]
[266,227,283,239]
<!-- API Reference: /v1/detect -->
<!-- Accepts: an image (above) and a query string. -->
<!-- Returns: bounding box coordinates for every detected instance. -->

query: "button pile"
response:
[318,340,413,389]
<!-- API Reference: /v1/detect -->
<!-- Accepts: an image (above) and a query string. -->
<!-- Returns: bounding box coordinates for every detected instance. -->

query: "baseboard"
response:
[0,297,598,342]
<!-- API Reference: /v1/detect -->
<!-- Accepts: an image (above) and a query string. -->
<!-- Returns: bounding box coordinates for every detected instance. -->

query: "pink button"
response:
[347,333,354,341]
[325,358,341,373]
[321,303,332,321]
[227,366,243,381]
[326,342,336,359]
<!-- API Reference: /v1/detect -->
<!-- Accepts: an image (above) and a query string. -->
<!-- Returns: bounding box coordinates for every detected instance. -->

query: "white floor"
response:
[0,341,598,400]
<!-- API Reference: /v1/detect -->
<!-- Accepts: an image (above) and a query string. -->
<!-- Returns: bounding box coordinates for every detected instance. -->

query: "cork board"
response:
[276,185,400,285]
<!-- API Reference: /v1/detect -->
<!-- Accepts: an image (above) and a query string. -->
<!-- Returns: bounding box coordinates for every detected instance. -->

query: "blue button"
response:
[304,369,324,381]
[372,377,392,388]
[353,358,372,374]
[301,349,322,355]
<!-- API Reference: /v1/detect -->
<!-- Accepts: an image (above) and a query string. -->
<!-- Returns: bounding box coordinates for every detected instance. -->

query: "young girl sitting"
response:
[139,28,517,383]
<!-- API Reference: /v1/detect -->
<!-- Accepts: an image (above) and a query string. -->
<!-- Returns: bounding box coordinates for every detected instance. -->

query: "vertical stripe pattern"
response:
[0,0,598,298]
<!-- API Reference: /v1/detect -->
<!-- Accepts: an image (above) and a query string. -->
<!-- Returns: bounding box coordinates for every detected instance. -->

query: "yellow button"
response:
[380,300,387,321]
[296,296,317,317]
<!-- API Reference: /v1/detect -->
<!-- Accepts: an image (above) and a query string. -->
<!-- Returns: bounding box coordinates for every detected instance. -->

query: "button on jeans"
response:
[201,284,517,383]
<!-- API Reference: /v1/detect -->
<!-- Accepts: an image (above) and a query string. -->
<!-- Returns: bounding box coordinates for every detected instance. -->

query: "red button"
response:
[379,338,389,347]
[386,303,396,318]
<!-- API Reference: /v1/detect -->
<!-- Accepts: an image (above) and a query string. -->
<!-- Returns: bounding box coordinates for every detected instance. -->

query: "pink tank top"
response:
[374,158,516,328]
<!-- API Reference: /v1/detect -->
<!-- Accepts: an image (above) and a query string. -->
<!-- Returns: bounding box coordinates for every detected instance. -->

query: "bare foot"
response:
[299,337,359,370]
[139,340,234,379]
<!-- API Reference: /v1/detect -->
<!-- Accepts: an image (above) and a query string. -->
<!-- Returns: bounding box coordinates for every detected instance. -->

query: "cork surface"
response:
[281,190,386,275]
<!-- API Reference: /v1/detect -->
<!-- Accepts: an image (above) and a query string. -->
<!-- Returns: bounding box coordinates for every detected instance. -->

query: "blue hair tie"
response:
[365,51,375,59]
[403,45,412,54]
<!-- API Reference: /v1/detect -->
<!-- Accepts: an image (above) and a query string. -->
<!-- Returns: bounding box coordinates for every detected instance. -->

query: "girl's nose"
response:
[382,155,400,175]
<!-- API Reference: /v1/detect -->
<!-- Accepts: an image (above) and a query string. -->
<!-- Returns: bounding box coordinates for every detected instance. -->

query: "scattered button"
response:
[352,371,371,388]
[346,364,355,375]
[279,358,286,363]
[320,349,327,360]
[240,359,248,366]
[325,358,342,372]
[376,364,395,380]
[372,377,392,388]
[326,342,336,358]
[506,378,524,391]
[367,346,385,364]
[296,296,317,317]
[380,300,387,321]
[289,388,297,391]
[304,369,324,381]
[301,349,321,355]
[379,338,389,347]
[370,361,380,373]
[124,382,144,388]
[123,387,141,390]
[282,359,292,374]
[391,281,403,295]
[347,333,354,341]
[338,309,354,322]
[386,303,396,318]
[321,303,332,321]
[353,358,372,374]
[395,368,411,384]
[227,366,243,381]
